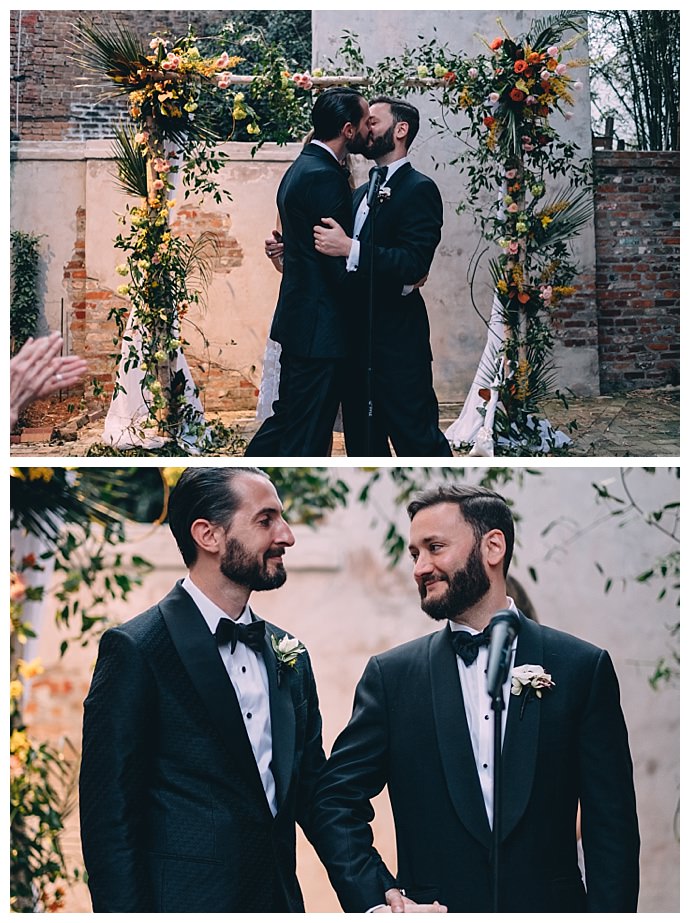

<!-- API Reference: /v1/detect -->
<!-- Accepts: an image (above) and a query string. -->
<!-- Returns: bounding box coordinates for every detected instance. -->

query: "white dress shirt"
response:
[449,597,519,828]
[309,138,340,161]
[181,576,277,816]
[346,156,413,295]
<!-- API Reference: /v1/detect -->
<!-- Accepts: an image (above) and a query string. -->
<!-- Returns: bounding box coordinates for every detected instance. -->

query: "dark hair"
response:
[311,87,367,141]
[407,485,514,576]
[168,467,270,567]
[369,95,420,149]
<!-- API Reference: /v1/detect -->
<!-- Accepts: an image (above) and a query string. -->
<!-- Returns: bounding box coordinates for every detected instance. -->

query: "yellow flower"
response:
[458,87,472,109]
[161,467,185,488]
[17,657,44,680]
[497,280,509,295]
[28,468,54,482]
[11,468,26,480]
[540,215,553,229]
[246,123,260,136]
[10,729,30,760]
[233,106,247,121]
[10,680,23,701]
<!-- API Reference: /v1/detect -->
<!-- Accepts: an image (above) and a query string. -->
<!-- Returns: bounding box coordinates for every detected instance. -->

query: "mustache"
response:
[419,574,447,596]
[265,549,285,560]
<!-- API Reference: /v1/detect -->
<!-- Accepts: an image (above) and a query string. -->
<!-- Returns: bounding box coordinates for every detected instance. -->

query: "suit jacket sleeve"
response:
[309,170,353,288]
[294,651,327,833]
[578,649,640,911]
[308,656,398,912]
[358,177,443,290]
[79,628,155,911]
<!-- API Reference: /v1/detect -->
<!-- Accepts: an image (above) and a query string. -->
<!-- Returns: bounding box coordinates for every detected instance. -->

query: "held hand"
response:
[376,890,447,913]
[413,273,429,290]
[313,217,352,257]
[264,230,284,271]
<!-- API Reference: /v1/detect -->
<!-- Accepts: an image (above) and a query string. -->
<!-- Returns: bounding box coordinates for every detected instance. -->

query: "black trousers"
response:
[245,352,342,457]
[342,360,452,458]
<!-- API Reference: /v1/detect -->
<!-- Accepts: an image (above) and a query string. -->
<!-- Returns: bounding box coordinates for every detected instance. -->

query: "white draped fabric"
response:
[445,292,571,456]
[102,141,205,450]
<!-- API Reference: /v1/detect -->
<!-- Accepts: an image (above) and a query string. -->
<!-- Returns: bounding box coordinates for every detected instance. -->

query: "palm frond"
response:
[527,12,587,51]
[178,232,220,308]
[112,126,148,198]
[70,19,150,92]
[538,186,594,246]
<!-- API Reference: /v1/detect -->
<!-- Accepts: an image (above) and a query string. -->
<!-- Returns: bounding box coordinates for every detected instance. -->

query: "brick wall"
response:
[10,10,239,141]
[594,151,680,392]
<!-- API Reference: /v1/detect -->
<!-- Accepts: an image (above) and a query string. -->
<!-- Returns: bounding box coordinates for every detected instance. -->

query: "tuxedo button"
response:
[241,666,246,673]
[247,712,252,719]
[483,763,488,769]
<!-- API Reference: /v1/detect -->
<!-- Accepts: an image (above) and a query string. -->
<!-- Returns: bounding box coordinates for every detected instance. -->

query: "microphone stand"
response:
[490,684,505,913]
[365,170,384,456]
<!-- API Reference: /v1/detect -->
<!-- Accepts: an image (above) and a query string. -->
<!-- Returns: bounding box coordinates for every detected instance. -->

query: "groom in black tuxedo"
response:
[79,467,328,913]
[312,484,640,912]
[314,96,452,457]
[245,87,370,457]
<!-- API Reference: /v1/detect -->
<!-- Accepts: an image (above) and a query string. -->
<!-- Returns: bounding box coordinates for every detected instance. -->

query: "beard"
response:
[346,127,371,156]
[364,123,396,160]
[419,540,490,622]
[220,537,287,591]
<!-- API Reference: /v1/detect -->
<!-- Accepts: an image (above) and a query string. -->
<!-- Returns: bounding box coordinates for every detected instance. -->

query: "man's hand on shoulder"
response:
[372,889,447,913]
[314,217,352,257]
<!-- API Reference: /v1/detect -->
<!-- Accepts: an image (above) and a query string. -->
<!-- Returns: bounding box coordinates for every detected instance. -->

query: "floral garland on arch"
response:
[73,13,590,455]
[73,22,263,451]
[423,15,592,454]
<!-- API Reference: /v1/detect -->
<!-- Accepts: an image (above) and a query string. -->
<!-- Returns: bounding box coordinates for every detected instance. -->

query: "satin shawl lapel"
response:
[260,619,296,811]
[500,612,543,841]
[430,625,492,847]
[158,582,258,776]
[355,162,413,239]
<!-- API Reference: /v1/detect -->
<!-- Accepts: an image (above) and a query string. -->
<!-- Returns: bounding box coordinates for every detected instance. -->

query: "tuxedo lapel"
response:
[500,612,543,841]
[158,582,263,788]
[260,621,296,812]
[430,626,492,847]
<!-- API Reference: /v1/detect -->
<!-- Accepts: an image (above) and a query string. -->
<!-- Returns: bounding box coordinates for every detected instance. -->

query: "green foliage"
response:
[10,230,43,354]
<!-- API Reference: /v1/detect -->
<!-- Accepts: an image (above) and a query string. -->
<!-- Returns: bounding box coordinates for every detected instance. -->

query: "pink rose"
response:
[556,62,567,76]
[152,179,165,191]
[547,45,559,58]
[507,203,519,214]
[217,73,231,89]
[488,91,500,103]
[505,168,518,179]
[216,51,230,69]
[468,67,478,78]
[509,241,519,254]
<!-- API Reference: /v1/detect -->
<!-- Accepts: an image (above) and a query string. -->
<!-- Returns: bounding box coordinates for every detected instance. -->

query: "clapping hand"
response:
[10,332,88,429]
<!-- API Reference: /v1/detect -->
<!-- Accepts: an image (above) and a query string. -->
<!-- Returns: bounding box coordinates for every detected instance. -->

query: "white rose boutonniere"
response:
[377,187,391,204]
[511,663,555,718]
[271,634,306,686]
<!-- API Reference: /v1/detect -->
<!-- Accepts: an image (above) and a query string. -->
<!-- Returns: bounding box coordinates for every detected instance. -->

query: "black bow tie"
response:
[368,164,388,183]
[215,618,265,654]
[450,626,491,666]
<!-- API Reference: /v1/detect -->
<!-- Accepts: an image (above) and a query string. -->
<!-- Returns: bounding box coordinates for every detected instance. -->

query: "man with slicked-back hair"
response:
[80,467,329,912]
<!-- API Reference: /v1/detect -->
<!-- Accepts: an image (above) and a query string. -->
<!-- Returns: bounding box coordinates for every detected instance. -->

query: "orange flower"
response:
[514,60,528,73]
[483,115,496,127]
[546,58,558,71]
[517,292,531,304]
[21,553,37,568]
[527,52,543,65]
[510,88,526,102]
[490,38,503,51]
[443,71,457,85]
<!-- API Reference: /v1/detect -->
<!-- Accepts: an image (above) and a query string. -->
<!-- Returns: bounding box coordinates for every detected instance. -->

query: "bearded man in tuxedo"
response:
[245,87,370,457]
[79,467,327,913]
[312,484,640,912]
[314,96,452,457]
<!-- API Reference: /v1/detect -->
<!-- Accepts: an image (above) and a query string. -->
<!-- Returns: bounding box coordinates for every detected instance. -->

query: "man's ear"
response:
[189,519,222,556]
[395,120,409,143]
[483,528,507,570]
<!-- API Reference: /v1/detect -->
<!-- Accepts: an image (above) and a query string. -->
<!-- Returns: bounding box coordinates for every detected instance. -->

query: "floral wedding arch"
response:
[74,12,590,455]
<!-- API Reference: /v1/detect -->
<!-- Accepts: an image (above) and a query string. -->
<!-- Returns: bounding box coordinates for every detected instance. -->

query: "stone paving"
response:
[10,385,680,459]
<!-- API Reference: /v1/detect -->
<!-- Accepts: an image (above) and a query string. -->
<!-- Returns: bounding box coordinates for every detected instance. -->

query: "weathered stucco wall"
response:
[20,467,679,912]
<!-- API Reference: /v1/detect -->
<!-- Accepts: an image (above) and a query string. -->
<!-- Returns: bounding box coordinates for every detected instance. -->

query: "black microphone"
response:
[485,610,521,701]
[366,165,387,208]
